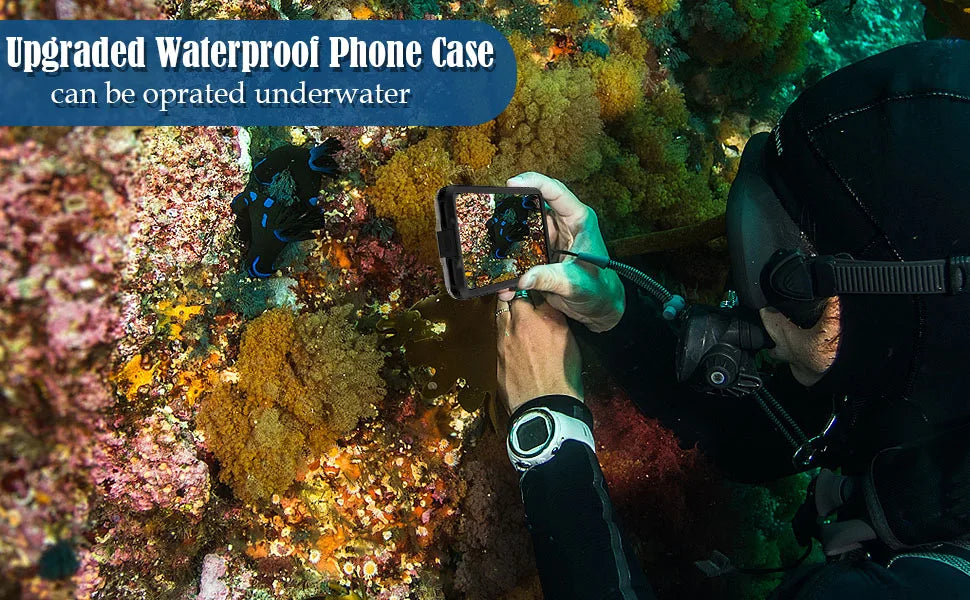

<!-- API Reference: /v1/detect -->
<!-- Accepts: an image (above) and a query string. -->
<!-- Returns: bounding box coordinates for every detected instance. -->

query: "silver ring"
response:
[511,290,530,301]
[495,306,511,317]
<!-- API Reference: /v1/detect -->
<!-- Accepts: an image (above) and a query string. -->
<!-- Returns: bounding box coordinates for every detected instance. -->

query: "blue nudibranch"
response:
[232,138,343,278]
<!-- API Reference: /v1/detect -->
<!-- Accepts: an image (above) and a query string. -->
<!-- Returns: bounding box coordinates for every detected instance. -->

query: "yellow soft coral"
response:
[632,0,680,17]
[485,34,604,184]
[545,0,589,29]
[197,306,385,504]
[592,53,646,121]
[614,26,652,64]
[367,131,456,264]
[451,122,497,173]
[578,81,725,239]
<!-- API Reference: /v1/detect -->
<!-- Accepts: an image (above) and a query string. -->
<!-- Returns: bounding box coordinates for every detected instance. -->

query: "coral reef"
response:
[91,409,210,515]
[0,129,134,424]
[197,305,385,504]
[0,1,917,598]
[452,431,538,599]
[123,126,244,299]
[587,383,732,598]
[672,0,813,113]
[591,52,648,121]
[450,122,496,172]
[577,84,728,239]
[195,554,231,600]
[633,0,681,19]
[4,0,163,19]
[0,128,138,598]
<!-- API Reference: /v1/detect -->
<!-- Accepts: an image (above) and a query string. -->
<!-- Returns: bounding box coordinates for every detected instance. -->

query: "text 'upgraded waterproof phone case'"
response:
[436,185,550,299]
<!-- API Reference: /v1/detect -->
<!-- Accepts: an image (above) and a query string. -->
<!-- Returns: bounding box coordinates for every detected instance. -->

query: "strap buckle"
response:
[792,412,839,469]
[949,256,970,294]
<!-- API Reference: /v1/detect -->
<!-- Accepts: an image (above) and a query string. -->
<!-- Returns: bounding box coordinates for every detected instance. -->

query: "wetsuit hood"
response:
[729,39,970,436]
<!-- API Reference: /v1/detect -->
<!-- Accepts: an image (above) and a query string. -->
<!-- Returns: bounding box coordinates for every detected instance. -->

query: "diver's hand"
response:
[498,172,625,332]
[497,295,584,414]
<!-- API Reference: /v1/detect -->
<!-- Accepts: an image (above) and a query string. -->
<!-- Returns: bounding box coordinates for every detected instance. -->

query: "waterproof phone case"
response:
[435,185,550,299]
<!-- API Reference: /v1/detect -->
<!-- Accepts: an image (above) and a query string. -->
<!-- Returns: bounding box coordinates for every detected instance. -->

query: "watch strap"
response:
[509,394,594,432]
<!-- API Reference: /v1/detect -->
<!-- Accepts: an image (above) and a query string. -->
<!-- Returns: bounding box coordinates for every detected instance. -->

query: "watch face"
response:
[515,415,550,455]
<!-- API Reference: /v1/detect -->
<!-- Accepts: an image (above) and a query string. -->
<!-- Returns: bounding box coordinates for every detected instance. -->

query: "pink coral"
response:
[122,127,244,298]
[0,130,135,422]
[195,554,230,600]
[587,382,733,597]
[91,411,210,515]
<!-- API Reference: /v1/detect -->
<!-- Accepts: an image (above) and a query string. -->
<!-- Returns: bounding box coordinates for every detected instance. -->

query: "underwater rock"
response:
[233,140,343,278]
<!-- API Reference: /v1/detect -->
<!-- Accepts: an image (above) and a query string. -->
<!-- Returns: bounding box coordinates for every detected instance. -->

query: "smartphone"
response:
[435,185,550,299]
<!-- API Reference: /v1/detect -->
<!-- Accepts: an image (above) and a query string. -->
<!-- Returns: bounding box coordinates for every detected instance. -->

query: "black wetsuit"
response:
[517,283,970,600]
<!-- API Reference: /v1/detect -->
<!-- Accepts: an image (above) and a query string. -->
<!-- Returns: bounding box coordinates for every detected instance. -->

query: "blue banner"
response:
[0,19,517,126]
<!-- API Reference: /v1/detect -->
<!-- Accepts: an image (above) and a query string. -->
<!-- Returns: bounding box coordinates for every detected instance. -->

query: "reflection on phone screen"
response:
[454,192,546,289]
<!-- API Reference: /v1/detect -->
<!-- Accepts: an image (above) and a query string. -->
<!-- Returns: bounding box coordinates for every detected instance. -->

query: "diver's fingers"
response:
[545,212,561,250]
[497,288,516,302]
[507,173,587,221]
[517,262,575,297]
[496,299,513,328]
[508,290,537,325]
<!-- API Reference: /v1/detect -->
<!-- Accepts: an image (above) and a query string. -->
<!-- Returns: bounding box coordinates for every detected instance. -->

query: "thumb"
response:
[518,263,572,297]
[497,287,516,302]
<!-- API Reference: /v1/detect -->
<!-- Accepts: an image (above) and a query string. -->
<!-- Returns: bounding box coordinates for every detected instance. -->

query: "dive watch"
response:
[507,407,596,472]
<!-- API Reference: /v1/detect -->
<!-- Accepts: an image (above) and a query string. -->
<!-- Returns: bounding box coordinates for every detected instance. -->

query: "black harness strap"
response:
[766,252,970,301]
[819,258,948,295]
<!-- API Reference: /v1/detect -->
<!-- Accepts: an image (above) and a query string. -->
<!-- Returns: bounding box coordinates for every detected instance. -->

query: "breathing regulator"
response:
[559,250,772,397]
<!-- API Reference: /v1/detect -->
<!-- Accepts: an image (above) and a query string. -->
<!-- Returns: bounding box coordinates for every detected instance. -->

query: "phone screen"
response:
[454,191,547,289]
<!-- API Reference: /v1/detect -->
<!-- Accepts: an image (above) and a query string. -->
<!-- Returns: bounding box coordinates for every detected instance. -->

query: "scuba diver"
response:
[495,39,970,599]
[485,194,540,259]
[231,139,342,278]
